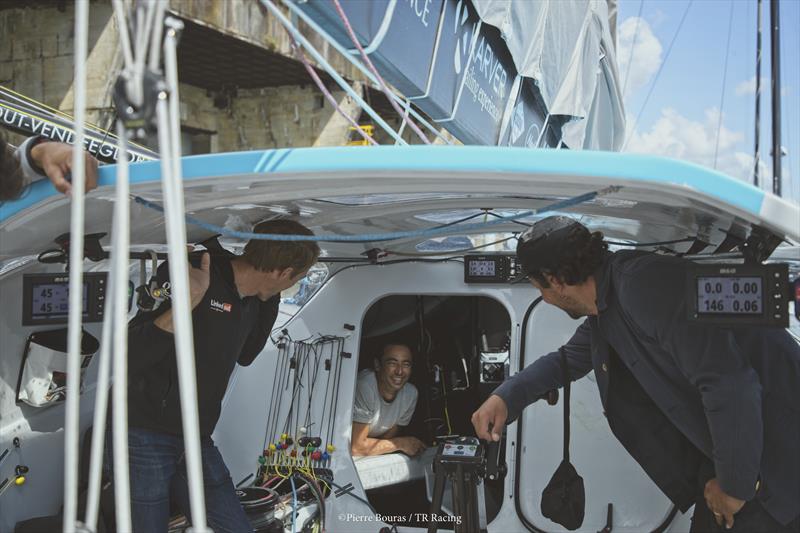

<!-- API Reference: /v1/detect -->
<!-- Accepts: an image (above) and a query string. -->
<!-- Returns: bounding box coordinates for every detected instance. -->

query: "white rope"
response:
[160,18,211,531]
[281,0,453,145]
[63,0,90,530]
[110,122,133,533]
[260,0,408,145]
[82,197,117,529]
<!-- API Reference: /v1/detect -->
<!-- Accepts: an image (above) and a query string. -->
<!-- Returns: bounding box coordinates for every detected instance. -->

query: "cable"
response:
[331,0,431,145]
[279,0,451,145]
[624,0,694,151]
[133,186,619,243]
[290,475,298,533]
[385,235,516,257]
[606,237,695,247]
[259,0,408,145]
[622,0,646,99]
[289,39,378,146]
[713,1,735,169]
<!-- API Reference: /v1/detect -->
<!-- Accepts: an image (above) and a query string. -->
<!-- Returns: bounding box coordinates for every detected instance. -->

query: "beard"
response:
[556,293,588,320]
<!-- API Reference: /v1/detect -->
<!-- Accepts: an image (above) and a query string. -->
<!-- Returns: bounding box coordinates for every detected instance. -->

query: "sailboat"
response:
[1,1,798,533]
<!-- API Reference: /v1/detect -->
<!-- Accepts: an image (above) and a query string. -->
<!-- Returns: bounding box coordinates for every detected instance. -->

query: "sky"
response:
[616,0,800,205]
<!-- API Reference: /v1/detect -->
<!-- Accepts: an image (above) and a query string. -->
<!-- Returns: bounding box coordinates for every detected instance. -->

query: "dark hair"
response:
[241,219,320,274]
[523,224,608,288]
[378,343,414,362]
[0,131,25,202]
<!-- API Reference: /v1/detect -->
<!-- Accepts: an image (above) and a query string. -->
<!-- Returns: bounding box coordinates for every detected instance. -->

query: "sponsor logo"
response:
[210,299,232,313]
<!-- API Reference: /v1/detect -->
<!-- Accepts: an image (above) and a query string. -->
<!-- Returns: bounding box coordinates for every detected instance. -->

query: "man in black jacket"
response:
[471,216,800,532]
[118,219,319,533]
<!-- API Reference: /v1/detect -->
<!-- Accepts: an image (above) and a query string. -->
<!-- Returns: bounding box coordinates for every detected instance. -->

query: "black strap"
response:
[560,347,571,462]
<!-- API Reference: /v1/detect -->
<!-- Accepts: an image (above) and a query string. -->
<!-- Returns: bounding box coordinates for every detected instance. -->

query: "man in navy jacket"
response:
[472,216,800,532]
[118,219,319,533]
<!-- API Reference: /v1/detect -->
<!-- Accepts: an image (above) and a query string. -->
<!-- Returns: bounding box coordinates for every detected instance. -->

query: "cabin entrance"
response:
[352,294,510,529]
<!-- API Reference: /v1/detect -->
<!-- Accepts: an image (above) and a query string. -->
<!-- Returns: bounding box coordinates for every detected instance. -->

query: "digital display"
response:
[30,282,89,319]
[468,260,496,277]
[697,276,762,315]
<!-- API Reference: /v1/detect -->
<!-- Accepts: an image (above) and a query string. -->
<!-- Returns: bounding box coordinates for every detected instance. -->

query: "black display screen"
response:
[697,276,762,315]
[30,282,89,320]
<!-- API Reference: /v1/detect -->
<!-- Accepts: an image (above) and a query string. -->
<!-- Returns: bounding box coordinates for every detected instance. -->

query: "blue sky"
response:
[617,0,799,204]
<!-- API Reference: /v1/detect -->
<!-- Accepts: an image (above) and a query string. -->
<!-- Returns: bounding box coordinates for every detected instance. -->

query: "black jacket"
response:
[127,253,279,437]
[495,251,800,525]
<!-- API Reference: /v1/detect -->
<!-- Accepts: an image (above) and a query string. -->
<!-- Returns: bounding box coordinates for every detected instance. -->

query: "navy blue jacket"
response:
[495,251,800,525]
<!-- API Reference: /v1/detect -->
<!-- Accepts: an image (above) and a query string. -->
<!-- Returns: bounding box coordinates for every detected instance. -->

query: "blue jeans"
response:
[104,427,252,533]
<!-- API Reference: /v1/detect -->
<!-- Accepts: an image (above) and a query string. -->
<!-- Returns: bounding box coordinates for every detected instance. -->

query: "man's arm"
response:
[350,422,424,457]
[237,295,280,366]
[17,136,98,195]
[495,319,593,422]
[128,253,210,375]
[618,258,762,503]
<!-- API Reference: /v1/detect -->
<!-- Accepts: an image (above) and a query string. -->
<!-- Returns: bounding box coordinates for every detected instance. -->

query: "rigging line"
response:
[753,0,763,187]
[623,0,694,151]
[331,0,431,145]
[287,38,378,146]
[385,236,516,257]
[134,186,619,243]
[713,0,736,170]
[622,0,646,100]
[259,0,407,146]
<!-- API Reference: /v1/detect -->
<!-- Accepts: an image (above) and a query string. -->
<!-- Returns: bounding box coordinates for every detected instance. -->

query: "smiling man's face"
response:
[376,344,413,396]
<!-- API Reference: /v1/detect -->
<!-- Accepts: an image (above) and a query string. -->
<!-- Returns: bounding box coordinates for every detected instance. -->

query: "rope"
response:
[713,1,735,170]
[623,0,694,151]
[288,39,378,146]
[133,186,619,243]
[331,0,431,145]
[259,0,408,145]
[622,0,645,99]
[280,0,452,145]
[63,1,90,529]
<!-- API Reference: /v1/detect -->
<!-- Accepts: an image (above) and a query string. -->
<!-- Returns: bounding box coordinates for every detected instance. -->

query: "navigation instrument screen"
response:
[468,260,496,277]
[686,263,789,327]
[697,277,762,314]
[30,282,89,320]
[23,272,107,325]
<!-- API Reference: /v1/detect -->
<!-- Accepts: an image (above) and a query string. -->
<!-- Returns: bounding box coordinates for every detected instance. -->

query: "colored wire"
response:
[290,475,298,533]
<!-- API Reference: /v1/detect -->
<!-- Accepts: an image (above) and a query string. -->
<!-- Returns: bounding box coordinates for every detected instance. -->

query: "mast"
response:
[769,0,782,196]
[753,0,762,188]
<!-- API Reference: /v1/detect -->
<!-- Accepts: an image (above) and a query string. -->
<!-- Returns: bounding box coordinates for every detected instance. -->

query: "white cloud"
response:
[736,76,790,97]
[736,76,768,96]
[617,17,663,98]
[625,107,772,185]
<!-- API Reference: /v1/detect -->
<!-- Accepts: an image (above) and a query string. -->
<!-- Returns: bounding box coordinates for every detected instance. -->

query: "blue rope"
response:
[133,187,618,243]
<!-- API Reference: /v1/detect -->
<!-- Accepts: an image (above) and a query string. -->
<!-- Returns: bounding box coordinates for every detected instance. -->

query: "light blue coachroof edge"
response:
[1,146,766,223]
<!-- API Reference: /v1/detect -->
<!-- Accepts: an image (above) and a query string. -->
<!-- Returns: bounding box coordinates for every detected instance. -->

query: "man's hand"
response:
[189,252,211,309]
[394,436,426,456]
[471,394,507,442]
[704,478,746,529]
[31,142,98,195]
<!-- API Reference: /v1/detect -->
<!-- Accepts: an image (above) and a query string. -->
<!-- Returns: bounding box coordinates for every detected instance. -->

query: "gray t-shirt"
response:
[352,369,418,438]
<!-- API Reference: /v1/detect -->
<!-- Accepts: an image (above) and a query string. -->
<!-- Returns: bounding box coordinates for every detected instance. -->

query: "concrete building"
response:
[0,0,440,154]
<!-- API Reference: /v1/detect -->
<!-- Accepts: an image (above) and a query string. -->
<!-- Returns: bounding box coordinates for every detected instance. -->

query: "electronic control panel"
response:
[22,272,107,326]
[686,263,790,327]
[463,254,519,284]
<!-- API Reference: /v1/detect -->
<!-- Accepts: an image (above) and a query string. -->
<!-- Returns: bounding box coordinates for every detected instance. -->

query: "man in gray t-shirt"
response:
[351,344,425,457]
